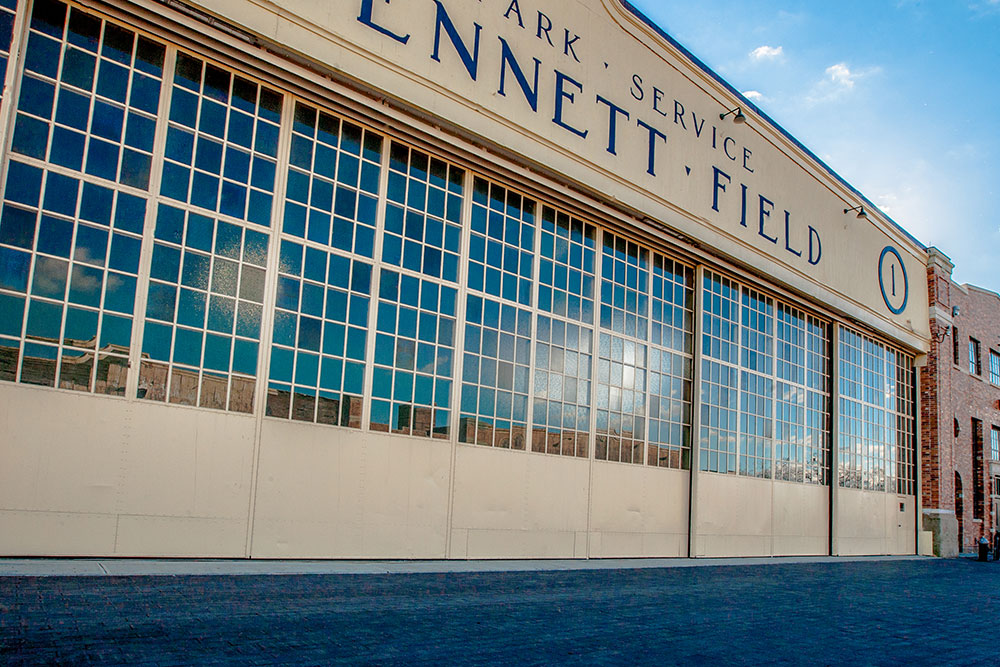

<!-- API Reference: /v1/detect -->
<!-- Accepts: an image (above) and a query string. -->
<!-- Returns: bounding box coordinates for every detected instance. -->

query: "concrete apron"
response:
[0,555,930,577]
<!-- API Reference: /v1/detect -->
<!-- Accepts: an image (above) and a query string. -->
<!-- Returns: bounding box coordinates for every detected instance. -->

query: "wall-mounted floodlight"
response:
[719,107,746,124]
[843,205,868,220]
[952,305,961,318]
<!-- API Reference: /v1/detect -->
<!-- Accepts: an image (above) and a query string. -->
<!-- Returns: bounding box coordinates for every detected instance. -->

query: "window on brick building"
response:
[993,476,1000,497]
[992,426,1000,462]
[970,338,982,375]
[953,326,960,365]
[973,419,985,520]
[990,350,1000,385]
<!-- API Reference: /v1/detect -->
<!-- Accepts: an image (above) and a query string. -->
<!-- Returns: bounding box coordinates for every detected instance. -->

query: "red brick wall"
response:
[922,257,1000,552]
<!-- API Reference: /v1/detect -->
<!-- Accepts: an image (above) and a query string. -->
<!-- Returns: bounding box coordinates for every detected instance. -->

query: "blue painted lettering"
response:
[784,211,802,257]
[498,37,540,112]
[636,118,666,176]
[564,29,581,63]
[553,70,588,139]
[431,0,481,80]
[653,87,667,116]
[758,195,777,243]
[808,226,822,265]
[691,112,705,138]
[630,75,644,101]
[712,166,731,212]
[357,0,410,44]
[673,101,687,130]
[536,11,554,46]
[723,136,737,161]
[503,0,524,28]
[739,183,748,228]
[596,95,629,156]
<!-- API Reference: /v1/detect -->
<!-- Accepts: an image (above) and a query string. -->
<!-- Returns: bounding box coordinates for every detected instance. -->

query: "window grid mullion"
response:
[357,115,393,434]
[523,185,541,454]
[250,90,296,422]
[447,166,475,444]
[587,225,603,462]
[124,44,176,401]
[0,0,32,172]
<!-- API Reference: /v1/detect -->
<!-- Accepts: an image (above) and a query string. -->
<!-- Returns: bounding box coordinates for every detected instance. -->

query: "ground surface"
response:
[1,558,997,664]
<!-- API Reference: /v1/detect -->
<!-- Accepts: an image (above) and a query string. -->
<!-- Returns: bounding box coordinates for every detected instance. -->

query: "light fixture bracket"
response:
[719,106,746,124]
[843,204,868,220]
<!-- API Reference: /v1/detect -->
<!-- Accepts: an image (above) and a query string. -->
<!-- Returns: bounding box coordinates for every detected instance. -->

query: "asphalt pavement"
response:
[1,556,996,665]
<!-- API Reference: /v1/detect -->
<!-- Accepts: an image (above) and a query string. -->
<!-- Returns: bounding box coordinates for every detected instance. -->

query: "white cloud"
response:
[874,192,899,216]
[825,63,856,89]
[804,62,881,106]
[968,0,1000,15]
[750,45,783,61]
[743,90,765,102]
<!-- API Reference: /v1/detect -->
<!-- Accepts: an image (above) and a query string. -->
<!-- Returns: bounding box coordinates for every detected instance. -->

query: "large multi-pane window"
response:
[774,305,830,484]
[838,326,916,494]
[0,161,145,392]
[266,240,371,427]
[593,232,648,464]
[646,255,694,470]
[12,1,165,189]
[600,233,648,339]
[370,269,456,438]
[369,141,463,439]
[532,314,592,457]
[700,273,740,474]
[138,203,268,411]
[990,350,1000,386]
[284,101,382,259]
[459,295,531,449]
[264,100,384,427]
[700,271,831,483]
[468,177,534,306]
[992,425,1000,462]
[739,289,774,478]
[595,332,647,464]
[139,51,282,413]
[1,1,161,393]
[383,141,463,282]
[892,350,916,495]
[161,52,279,224]
[538,206,595,323]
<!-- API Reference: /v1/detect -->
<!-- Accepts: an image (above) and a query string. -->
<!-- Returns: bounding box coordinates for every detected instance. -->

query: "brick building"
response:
[922,248,1000,555]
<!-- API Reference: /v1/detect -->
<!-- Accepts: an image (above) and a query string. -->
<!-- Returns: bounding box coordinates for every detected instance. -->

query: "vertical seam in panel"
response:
[830,324,841,556]
[688,265,704,558]
[244,92,295,559]
[585,228,603,558]
[444,166,474,559]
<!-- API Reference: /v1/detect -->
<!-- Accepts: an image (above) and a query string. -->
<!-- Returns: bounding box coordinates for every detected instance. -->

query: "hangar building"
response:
[0,0,928,558]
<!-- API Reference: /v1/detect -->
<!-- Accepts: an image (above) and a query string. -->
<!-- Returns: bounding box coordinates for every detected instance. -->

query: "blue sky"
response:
[629,0,1000,291]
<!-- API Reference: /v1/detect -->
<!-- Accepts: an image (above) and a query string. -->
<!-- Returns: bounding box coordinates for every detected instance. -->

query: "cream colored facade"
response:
[0,0,927,558]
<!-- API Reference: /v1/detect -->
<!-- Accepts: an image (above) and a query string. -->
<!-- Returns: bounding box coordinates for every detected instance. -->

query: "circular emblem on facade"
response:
[878,246,908,315]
